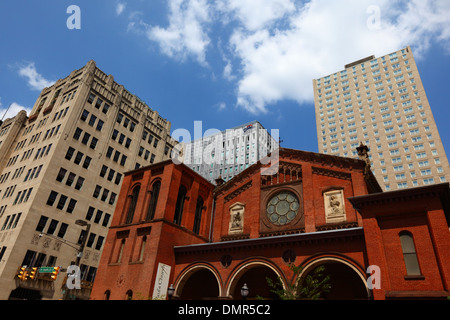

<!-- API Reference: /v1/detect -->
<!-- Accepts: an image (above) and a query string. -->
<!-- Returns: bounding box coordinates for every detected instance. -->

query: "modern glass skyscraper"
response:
[313,46,450,191]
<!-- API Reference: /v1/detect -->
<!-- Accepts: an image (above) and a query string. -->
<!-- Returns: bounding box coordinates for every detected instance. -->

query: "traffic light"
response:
[29,267,38,280]
[51,266,60,280]
[17,266,28,281]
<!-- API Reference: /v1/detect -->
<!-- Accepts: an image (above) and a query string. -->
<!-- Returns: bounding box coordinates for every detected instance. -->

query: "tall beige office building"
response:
[0,60,177,300]
[313,46,450,191]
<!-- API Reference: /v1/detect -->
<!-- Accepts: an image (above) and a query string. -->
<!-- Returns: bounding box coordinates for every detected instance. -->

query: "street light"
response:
[74,220,91,266]
[241,283,249,300]
[167,284,175,300]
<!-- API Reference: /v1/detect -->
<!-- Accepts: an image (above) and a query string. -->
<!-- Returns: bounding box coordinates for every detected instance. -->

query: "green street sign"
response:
[38,267,55,273]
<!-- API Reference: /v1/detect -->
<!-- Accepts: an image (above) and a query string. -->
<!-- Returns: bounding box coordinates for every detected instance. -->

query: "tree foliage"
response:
[265,264,331,300]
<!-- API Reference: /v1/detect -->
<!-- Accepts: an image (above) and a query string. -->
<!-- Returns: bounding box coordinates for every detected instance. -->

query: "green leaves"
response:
[265,264,331,300]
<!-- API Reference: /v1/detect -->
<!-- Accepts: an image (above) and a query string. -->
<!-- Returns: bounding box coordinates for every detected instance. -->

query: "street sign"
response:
[39,267,54,273]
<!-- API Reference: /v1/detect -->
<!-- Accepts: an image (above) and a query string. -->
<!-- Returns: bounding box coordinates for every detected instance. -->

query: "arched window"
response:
[146,181,161,221]
[173,185,187,225]
[104,290,111,300]
[400,231,421,276]
[125,290,133,300]
[193,196,204,234]
[125,186,140,224]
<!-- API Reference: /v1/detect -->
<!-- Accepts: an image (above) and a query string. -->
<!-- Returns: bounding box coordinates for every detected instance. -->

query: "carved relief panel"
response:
[323,189,346,224]
[228,202,245,234]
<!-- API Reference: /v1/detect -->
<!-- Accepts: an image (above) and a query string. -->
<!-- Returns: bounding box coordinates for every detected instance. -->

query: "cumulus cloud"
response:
[127,0,450,114]
[216,0,296,31]
[0,98,31,121]
[116,2,126,16]
[18,62,55,91]
[146,0,212,65]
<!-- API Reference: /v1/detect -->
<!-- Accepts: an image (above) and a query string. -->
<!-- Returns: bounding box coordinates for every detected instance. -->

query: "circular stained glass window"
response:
[266,191,300,226]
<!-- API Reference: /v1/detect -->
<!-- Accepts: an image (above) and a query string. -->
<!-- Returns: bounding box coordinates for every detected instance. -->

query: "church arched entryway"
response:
[175,265,221,300]
[227,261,284,300]
[299,257,369,300]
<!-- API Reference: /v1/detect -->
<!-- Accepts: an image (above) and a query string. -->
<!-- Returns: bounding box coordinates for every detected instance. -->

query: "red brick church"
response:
[90,146,450,300]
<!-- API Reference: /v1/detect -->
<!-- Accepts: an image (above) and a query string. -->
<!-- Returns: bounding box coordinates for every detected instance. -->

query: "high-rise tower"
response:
[313,46,450,191]
[0,60,177,300]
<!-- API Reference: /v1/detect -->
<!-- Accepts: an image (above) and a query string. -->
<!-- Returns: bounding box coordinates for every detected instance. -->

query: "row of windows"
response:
[81,109,104,132]
[112,129,132,149]
[1,212,21,231]
[21,250,58,270]
[87,92,110,114]
[138,147,156,164]
[52,106,70,122]
[73,127,99,150]
[65,147,92,169]
[23,164,43,182]
[36,215,68,238]
[85,206,111,227]
[92,185,117,206]
[60,89,77,106]
[2,185,16,199]
[56,168,85,191]
[0,126,10,137]
[12,188,33,206]
[116,113,136,133]
[142,130,159,148]
[385,177,446,190]
[105,146,128,166]
[46,191,78,214]
[125,182,204,234]
[99,165,122,185]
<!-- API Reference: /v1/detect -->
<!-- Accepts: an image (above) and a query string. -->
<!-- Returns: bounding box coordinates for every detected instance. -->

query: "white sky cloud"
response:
[0,98,31,121]
[116,2,126,16]
[146,0,211,65]
[17,62,55,91]
[127,0,450,114]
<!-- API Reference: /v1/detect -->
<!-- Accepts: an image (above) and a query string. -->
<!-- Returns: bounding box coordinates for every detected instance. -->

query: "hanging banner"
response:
[152,263,171,300]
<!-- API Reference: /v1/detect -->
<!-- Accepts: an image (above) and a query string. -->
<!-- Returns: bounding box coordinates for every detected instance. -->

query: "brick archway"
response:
[174,264,222,300]
[226,260,286,300]
[299,256,369,300]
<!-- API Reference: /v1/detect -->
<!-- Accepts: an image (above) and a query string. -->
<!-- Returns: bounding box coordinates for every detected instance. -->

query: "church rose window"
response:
[266,191,299,226]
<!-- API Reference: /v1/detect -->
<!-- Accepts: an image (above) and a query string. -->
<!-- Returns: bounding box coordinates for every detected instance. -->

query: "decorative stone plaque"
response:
[324,189,346,224]
[228,202,245,234]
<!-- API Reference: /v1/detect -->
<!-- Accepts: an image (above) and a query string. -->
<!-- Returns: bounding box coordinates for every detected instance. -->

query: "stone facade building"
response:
[0,60,176,300]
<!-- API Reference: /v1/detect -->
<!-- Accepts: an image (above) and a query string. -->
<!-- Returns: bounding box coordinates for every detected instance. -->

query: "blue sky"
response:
[0,0,449,155]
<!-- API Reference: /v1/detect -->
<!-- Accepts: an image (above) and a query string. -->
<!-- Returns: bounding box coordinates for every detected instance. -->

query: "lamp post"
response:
[63,220,91,300]
[167,284,175,300]
[74,219,91,266]
[241,283,249,300]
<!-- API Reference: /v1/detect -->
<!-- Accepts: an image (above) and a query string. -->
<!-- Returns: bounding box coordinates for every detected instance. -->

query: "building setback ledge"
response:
[174,227,364,254]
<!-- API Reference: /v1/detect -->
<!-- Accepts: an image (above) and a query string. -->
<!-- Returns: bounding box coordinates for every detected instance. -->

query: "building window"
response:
[125,186,140,224]
[173,185,187,225]
[36,216,49,232]
[47,219,58,235]
[46,191,58,206]
[57,195,68,210]
[56,168,67,182]
[193,196,204,234]
[400,231,421,276]
[146,181,161,221]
